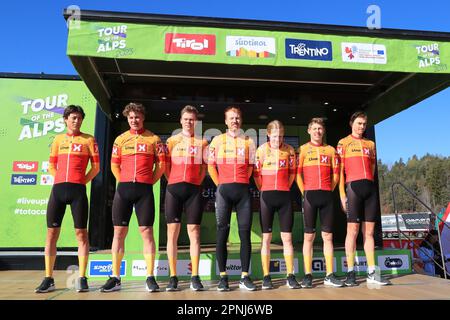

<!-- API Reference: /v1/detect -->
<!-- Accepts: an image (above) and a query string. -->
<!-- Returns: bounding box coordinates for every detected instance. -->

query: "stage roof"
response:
[64,9,450,126]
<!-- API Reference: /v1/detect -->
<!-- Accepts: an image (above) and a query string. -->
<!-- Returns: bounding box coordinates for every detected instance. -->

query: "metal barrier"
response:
[391,181,449,279]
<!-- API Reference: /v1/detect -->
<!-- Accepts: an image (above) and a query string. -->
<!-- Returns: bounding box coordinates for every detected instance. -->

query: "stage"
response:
[1,271,448,300]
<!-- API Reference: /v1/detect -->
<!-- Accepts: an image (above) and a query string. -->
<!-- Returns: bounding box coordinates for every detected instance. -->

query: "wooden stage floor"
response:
[1,271,448,300]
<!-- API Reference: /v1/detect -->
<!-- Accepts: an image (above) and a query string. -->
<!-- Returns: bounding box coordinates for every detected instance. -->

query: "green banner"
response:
[0,78,96,248]
[67,21,450,73]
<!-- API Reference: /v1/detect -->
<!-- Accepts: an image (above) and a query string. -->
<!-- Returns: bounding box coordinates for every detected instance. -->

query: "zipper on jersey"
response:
[134,136,137,182]
[359,140,367,178]
[316,147,321,190]
[183,137,188,182]
[233,138,237,183]
[274,145,278,190]
[66,136,72,182]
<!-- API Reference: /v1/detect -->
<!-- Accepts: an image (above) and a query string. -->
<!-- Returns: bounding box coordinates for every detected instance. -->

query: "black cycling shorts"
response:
[346,179,378,223]
[303,190,334,233]
[215,183,253,273]
[260,191,293,233]
[112,182,155,227]
[46,182,88,229]
[165,182,203,225]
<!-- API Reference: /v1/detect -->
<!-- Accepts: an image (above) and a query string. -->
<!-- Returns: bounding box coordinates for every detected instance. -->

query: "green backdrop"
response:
[0,78,96,248]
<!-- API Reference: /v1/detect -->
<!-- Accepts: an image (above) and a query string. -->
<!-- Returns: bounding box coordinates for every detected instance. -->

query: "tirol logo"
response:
[13,161,38,172]
[415,43,442,69]
[226,36,276,58]
[89,260,126,277]
[97,25,128,53]
[165,33,216,55]
[384,257,403,268]
[11,174,37,185]
[285,39,332,61]
[341,42,387,64]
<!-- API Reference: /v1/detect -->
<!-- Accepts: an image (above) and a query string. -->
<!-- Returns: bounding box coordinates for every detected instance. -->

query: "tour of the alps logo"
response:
[341,42,387,64]
[285,39,333,61]
[226,36,276,58]
[164,33,216,55]
[415,43,445,70]
[96,25,128,53]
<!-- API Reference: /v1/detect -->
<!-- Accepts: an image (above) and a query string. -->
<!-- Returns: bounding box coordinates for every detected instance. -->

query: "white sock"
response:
[368,266,376,274]
[347,267,354,272]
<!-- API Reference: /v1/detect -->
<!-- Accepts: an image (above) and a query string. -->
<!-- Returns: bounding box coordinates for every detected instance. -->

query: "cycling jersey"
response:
[254,142,296,191]
[49,132,99,185]
[336,135,376,183]
[208,133,255,184]
[166,133,208,185]
[111,128,165,184]
[297,142,339,191]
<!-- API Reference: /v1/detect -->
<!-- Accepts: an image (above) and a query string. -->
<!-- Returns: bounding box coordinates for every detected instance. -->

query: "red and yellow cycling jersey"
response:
[49,132,99,185]
[336,134,376,183]
[208,133,256,184]
[111,128,165,184]
[297,142,339,192]
[254,142,296,191]
[166,133,208,185]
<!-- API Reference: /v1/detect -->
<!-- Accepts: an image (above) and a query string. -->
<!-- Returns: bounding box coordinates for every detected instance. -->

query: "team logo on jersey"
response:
[279,159,286,168]
[321,155,328,163]
[289,155,295,166]
[209,148,215,158]
[72,143,82,152]
[112,146,118,155]
[156,144,165,154]
[237,148,245,156]
[363,147,370,155]
[137,143,147,152]
[189,146,198,155]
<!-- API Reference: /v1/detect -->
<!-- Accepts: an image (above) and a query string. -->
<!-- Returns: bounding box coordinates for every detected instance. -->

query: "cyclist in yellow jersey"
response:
[100,103,166,293]
[337,111,391,286]
[208,106,257,291]
[164,105,208,291]
[254,120,300,289]
[35,105,100,293]
[296,118,343,288]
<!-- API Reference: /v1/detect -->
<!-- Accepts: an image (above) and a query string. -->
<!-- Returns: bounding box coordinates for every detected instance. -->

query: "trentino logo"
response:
[11,174,37,185]
[285,39,333,61]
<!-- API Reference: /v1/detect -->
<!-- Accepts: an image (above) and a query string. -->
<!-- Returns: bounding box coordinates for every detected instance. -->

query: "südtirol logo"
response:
[18,94,68,141]
[415,43,446,71]
[226,36,276,58]
[96,25,128,54]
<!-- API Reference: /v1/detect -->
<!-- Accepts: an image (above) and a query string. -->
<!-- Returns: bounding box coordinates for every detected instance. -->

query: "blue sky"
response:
[1,0,449,163]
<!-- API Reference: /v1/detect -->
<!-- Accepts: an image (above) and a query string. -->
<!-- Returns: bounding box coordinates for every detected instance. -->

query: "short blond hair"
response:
[180,105,199,118]
[267,120,284,135]
[308,117,325,129]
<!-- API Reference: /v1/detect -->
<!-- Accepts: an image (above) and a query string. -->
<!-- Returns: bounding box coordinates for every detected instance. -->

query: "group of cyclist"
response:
[35,102,391,293]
